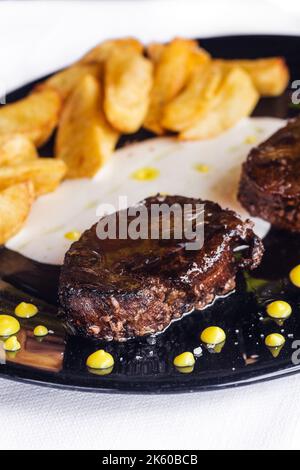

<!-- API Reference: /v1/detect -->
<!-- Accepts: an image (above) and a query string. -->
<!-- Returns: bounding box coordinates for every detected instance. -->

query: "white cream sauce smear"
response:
[7,117,285,265]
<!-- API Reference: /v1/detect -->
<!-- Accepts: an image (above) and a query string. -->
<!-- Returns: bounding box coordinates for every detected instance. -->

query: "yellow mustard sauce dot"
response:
[289,265,300,287]
[131,167,160,181]
[194,163,210,173]
[173,352,195,368]
[88,367,114,376]
[15,302,38,319]
[266,300,292,319]
[244,135,257,144]
[175,365,194,374]
[200,326,226,345]
[64,231,81,242]
[86,350,114,370]
[0,315,20,337]
[33,325,48,337]
[265,333,285,348]
[3,335,21,352]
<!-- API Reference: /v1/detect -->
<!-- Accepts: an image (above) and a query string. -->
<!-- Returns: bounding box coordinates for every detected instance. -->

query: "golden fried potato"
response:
[147,42,165,63]
[214,57,290,96]
[180,67,259,140]
[147,42,210,68]
[0,134,38,166]
[42,63,101,101]
[56,74,119,178]
[80,37,143,64]
[0,159,66,196]
[0,88,61,147]
[0,181,34,244]
[162,63,222,132]
[104,48,153,133]
[144,38,198,134]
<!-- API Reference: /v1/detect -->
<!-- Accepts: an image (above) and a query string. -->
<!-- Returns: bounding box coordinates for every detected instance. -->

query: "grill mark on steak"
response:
[238,116,300,232]
[59,195,263,341]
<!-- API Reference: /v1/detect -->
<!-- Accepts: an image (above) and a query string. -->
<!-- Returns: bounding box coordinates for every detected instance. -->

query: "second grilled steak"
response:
[238,116,300,232]
[59,195,263,341]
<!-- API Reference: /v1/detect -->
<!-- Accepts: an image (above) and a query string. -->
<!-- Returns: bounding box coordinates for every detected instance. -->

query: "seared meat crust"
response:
[59,195,263,341]
[239,117,300,232]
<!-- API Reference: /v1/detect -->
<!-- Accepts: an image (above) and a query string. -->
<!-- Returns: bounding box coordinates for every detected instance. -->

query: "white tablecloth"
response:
[1,0,300,450]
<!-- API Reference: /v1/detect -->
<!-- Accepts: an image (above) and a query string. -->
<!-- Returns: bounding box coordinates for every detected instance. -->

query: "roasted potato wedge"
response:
[56,74,119,178]
[0,88,61,147]
[144,38,198,134]
[0,159,66,196]
[43,63,101,101]
[147,42,210,68]
[162,63,222,132]
[0,181,34,244]
[0,134,38,166]
[80,37,143,64]
[147,42,165,63]
[180,67,259,140]
[104,48,153,133]
[214,57,290,96]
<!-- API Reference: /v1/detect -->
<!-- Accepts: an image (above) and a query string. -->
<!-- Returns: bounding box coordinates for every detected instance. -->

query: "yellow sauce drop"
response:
[3,335,21,352]
[265,333,286,358]
[64,231,81,242]
[200,326,226,345]
[265,333,285,348]
[244,135,257,144]
[88,367,114,376]
[289,265,300,287]
[86,349,114,370]
[266,301,292,319]
[175,366,194,374]
[131,167,160,181]
[15,302,38,319]
[173,351,195,368]
[194,163,210,173]
[34,325,49,337]
[0,315,20,337]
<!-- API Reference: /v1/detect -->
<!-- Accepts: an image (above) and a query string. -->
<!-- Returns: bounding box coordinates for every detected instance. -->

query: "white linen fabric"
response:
[0,0,300,451]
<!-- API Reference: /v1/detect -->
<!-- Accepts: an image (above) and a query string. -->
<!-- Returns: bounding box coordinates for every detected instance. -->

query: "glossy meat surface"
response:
[59,195,263,341]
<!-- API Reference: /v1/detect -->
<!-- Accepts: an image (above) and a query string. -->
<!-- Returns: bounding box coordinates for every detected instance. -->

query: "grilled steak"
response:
[238,116,300,232]
[59,195,263,341]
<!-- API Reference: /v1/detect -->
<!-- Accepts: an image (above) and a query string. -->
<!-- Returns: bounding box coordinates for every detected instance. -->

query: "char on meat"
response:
[59,195,263,341]
[238,116,300,232]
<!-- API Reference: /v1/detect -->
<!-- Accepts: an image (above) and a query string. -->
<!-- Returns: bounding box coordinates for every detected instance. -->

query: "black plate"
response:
[1,35,300,393]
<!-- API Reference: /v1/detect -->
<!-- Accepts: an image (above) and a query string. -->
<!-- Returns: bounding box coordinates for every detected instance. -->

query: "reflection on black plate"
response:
[1,35,300,393]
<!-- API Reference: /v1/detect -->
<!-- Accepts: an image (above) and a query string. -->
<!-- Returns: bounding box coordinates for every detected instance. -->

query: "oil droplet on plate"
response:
[194,163,210,173]
[131,167,160,181]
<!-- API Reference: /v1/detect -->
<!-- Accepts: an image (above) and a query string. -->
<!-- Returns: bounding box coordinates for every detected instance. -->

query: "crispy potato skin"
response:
[144,38,199,134]
[0,134,38,166]
[0,88,61,147]
[162,63,222,132]
[180,67,259,140]
[104,49,153,133]
[0,181,34,244]
[147,43,165,64]
[80,37,143,64]
[42,63,102,102]
[214,57,290,96]
[0,159,66,196]
[56,74,119,178]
